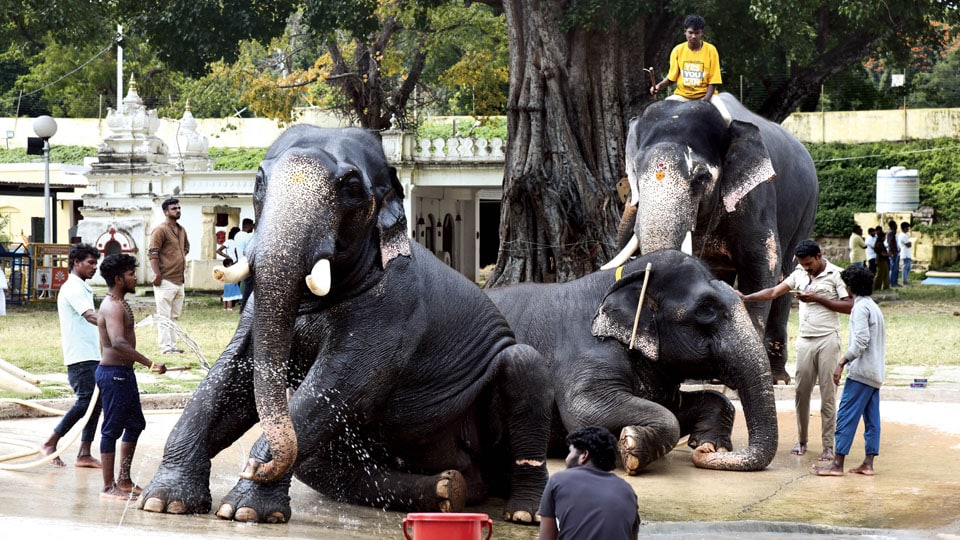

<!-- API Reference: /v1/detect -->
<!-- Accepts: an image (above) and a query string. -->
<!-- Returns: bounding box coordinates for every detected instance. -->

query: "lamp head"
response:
[33,115,57,140]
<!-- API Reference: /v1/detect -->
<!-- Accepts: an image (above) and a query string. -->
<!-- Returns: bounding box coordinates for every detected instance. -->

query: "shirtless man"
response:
[97,254,166,499]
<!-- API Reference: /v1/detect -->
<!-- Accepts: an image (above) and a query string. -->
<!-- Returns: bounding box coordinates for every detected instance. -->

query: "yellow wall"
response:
[0,196,77,246]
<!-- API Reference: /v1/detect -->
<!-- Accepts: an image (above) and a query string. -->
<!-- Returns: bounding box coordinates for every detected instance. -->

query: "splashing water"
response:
[136,314,210,371]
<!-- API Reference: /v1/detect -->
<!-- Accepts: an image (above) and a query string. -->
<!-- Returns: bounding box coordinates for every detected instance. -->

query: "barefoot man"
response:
[41,243,103,468]
[814,265,885,477]
[97,254,166,499]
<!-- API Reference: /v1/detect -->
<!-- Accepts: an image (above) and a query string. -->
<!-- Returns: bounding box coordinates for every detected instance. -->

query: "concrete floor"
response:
[2,394,960,539]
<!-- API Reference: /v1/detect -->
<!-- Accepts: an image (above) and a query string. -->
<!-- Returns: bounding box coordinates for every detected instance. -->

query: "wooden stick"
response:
[629,263,653,350]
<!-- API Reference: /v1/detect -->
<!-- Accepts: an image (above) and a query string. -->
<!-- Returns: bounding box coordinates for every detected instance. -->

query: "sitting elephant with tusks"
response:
[140,126,551,524]
[487,250,778,473]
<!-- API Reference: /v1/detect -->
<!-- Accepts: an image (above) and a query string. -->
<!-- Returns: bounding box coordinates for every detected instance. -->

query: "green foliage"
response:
[416,116,507,140]
[0,146,95,165]
[209,147,268,170]
[807,138,960,236]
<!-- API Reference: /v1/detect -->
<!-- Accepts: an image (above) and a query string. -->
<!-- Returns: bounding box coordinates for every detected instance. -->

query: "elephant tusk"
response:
[212,257,250,284]
[681,231,693,255]
[601,235,639,270]
[305,259,331,296]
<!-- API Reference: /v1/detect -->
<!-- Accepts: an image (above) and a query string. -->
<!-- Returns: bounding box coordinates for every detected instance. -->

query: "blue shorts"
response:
[96,364,146,453]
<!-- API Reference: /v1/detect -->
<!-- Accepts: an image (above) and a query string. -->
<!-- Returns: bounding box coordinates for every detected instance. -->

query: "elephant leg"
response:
[766,293,792,384]
[491,344,551,524]
[563,390,680,475]
[141,347,259,515]
[674,390,735,452]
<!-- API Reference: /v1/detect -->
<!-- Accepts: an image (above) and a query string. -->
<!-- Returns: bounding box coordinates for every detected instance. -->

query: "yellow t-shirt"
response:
[667,41,722,99]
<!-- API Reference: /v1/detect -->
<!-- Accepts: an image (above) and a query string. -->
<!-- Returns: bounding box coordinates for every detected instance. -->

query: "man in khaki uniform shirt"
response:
[740,240,853,461]
[148,197,190,354]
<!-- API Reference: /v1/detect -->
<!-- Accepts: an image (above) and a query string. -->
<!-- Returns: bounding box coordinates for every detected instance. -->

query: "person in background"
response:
[40,243,103,468]
[740,240,852,462]
[650,14,722,102]
[0,265,7,316]
[148,197,189,354]
[538,426,640,540]
[813,265,885,477]
[849,225,867,268]
[873,228,890,291]
[886,220,900,288]
[97,254,166,499]
[864,227,877,275]
[216,227,243,311]
[233,218,255,308]
[898,222,914,285]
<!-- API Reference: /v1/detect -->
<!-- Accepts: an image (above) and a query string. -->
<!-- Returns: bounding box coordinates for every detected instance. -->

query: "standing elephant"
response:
[140,126,551,524]
[487,249,777,473]
[605,92,819,384]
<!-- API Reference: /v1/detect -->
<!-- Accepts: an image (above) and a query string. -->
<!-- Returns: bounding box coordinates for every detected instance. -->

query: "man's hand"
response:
[151,362,167,374]
[152,274,162,286]
[833,362,844,385]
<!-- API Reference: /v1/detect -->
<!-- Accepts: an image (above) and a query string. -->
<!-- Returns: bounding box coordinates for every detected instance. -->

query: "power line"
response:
[812,144,960,163]
[0,41,116,105]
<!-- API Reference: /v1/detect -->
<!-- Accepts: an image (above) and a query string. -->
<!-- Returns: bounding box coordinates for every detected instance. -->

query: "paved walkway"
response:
[2,366,960,539]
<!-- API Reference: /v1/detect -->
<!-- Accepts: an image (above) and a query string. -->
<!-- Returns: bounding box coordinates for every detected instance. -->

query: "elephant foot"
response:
[436,469,467,513]
[139,465,212,515]
[619,425,672,475]
[215,477,292,523]
[502,461,548,525]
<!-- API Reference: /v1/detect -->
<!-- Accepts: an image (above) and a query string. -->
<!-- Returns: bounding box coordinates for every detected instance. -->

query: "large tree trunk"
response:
[486,3,675,286]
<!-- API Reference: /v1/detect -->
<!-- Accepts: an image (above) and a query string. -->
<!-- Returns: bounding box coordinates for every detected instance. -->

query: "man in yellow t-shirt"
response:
[651,14,722,101]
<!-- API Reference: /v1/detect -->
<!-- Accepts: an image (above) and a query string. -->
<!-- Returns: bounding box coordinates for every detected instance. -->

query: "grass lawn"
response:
[1,284,959,400]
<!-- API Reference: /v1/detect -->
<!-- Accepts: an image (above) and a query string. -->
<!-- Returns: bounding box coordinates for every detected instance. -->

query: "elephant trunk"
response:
[692,312,778,471]
[240,155,338,483]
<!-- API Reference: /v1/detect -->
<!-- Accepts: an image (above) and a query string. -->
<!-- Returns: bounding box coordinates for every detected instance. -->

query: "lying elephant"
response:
[140,126,551,524]
[487,249,777,473]
[605,93,819,384]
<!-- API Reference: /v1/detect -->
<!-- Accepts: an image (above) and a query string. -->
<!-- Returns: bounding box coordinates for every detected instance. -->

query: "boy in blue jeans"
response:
[813,265,885,476]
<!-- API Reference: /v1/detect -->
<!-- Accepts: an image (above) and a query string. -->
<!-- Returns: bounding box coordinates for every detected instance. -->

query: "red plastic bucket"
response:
[402,512,493,540]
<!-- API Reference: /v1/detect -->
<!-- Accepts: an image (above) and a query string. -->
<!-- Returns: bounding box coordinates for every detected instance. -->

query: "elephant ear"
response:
[719,120,776,213]
[591,268,660,361]
[378,166,411,267]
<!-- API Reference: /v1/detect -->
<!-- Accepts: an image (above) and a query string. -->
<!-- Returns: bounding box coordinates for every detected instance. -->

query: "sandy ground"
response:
[2,379,960,539]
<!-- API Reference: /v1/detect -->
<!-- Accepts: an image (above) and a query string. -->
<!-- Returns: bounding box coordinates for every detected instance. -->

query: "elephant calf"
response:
[487,249,778,473]
[140,126,551,524]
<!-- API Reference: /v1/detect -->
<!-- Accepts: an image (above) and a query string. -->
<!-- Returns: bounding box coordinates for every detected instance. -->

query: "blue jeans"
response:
[889,254,900,286]
[835,378,881,456]
[902,258,912,284]
[53,361,102,443]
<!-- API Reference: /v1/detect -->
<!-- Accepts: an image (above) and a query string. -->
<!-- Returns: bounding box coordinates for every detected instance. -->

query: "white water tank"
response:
[876,166,920,212]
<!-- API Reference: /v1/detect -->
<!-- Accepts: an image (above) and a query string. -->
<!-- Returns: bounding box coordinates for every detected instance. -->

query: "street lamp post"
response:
[32,115,57,244]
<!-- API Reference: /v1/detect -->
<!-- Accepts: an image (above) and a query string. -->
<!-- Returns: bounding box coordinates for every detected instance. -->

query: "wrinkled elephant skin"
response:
[488,250,778,473]
[139,126,551,524]
[614,93,819,384]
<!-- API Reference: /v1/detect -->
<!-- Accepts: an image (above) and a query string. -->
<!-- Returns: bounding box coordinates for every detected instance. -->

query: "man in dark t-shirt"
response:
[538,426,640,540]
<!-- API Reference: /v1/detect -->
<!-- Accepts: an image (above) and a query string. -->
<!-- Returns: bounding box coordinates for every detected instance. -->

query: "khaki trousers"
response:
[154,279,185,353]
[795,333,841,449]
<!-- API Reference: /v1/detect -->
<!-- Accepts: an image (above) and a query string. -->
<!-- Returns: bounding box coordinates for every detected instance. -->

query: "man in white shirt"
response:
[233,218,256,307]
[864,227,877,275]
[897,222,914,285]
[40,244,103,468]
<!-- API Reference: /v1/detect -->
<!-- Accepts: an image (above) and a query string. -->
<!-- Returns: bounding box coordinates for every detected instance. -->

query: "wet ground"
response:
[2,375,960,539]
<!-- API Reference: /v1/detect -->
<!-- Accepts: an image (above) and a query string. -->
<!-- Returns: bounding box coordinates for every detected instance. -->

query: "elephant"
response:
[139,126,551,524]
[486,249,778,473]
[604,92,819,384]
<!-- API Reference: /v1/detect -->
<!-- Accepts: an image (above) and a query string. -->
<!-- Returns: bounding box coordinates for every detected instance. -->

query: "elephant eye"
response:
[338,173,366,201]
[693,298,723,325]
